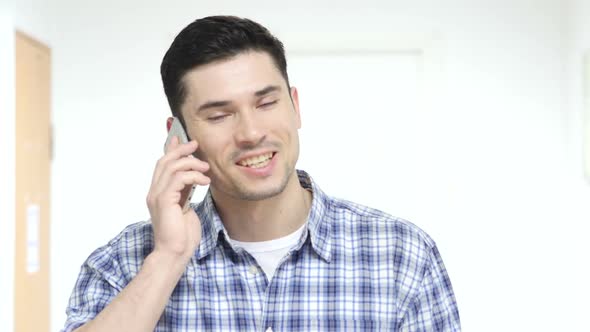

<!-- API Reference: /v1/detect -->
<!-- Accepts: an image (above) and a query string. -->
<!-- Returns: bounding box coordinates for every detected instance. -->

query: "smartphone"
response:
[164,117,195,213]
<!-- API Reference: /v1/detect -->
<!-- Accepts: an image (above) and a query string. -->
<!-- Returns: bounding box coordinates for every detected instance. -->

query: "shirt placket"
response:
[233,249,269,330]
[259,247,302,332]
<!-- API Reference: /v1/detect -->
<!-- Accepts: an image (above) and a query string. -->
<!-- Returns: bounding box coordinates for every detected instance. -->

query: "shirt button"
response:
[265,327,273,332]
[248,265,259,275]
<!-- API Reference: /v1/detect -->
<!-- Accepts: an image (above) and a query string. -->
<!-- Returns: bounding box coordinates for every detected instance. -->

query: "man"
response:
[62,16,460,332]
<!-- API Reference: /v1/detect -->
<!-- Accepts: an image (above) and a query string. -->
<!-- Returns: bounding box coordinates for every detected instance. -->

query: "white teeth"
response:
[238,153,273,167]
[249,158,271,168]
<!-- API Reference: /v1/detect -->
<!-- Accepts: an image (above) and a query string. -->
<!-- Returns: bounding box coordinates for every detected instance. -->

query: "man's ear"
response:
[166,117,174,132]
[290,86,301,129]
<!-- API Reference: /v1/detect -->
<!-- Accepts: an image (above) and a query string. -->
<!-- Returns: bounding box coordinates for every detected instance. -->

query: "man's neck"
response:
[210,172,312,242]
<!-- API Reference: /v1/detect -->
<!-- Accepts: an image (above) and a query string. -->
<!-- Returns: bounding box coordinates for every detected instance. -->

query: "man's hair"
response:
[160,15,290,121]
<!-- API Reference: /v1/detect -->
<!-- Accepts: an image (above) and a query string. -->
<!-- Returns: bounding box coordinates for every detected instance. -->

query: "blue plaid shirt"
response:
[63,170,460,331]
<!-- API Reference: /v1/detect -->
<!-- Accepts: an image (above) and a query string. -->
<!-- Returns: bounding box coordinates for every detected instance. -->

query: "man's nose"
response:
[234,111,265,148]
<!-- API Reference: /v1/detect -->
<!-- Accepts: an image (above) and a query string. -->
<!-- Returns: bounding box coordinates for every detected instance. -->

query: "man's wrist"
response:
[145,249,192,276]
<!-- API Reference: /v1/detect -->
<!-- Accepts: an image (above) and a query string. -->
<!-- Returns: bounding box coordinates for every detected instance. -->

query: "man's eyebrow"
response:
[196,85,282,113]
[196,100,231,113]
[255,85,281,97]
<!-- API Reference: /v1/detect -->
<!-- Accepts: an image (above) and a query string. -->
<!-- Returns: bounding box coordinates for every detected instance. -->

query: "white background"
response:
[1,1,590,331]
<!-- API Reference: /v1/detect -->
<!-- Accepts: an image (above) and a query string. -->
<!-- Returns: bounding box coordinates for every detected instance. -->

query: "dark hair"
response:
[160,15,290,122]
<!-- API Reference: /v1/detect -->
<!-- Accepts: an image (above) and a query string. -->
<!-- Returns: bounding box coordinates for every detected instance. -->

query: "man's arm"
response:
[398,245,461,332]
[72,250,189,332]
[69,137,210,332]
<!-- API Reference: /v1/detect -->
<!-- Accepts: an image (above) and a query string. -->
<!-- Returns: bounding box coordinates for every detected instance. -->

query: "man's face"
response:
[179,51,301,201]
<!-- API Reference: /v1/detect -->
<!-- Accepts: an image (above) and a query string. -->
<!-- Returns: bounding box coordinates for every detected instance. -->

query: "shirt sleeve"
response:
[61,245,126,332]
[398,245,461,332]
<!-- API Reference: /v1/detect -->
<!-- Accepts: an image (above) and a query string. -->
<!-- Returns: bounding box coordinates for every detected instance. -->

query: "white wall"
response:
[563,1,590,330]
[567,2,590,190]
[6,0,589,331]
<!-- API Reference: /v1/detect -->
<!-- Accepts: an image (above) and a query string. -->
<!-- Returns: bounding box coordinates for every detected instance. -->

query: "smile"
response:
[237,152,275,168]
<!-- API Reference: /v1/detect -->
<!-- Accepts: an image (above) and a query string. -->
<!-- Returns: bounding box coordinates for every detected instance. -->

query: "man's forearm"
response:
[74,251,190,332]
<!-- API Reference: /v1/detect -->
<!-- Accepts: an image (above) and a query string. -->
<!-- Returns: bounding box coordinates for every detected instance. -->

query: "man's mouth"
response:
[237,152,275,169]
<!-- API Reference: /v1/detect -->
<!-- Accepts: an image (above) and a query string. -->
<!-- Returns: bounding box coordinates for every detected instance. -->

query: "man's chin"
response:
[232,184,286,201]
[212,164,295,201]
[233,171,294,201]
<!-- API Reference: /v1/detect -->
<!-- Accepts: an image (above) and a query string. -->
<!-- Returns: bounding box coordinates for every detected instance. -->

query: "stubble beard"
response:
[229,162,295,201]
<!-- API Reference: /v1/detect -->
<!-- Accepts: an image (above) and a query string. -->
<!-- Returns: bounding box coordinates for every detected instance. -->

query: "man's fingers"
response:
[164,135,179,152]
[152,140,201,186]
[152,157,210,194]
[170,172,211,191]
[153,171,211,207]
[168,139,198,158]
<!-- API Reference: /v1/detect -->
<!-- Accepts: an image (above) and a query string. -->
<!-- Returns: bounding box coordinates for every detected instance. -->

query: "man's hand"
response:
[146,136,210,261]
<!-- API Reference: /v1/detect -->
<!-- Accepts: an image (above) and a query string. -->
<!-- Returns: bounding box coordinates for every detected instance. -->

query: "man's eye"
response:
[207,114,229,122]
[259,100,278,108]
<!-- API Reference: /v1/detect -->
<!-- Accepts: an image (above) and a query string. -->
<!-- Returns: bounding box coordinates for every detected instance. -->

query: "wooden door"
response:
[14,30,51,332]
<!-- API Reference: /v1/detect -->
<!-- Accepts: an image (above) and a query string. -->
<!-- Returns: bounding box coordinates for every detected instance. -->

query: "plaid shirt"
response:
[63,170,460,331]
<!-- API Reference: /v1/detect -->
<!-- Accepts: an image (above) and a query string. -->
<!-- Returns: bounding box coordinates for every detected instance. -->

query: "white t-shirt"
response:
[230,223,306,281]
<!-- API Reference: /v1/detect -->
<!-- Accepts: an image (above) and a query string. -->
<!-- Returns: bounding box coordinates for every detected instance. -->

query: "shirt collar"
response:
[194,169,332,262]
